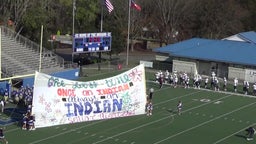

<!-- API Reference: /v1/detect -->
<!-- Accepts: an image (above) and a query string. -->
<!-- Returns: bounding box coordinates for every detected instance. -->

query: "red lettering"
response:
[57,88,76,97]
[96,83,130,95]
[82,90,93,96]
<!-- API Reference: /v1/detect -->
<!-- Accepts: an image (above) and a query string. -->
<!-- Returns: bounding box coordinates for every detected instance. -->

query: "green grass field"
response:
[3,71,256,144]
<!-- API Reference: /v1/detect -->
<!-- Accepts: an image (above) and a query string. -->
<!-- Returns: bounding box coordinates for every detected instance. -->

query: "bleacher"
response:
[1,26,65,77]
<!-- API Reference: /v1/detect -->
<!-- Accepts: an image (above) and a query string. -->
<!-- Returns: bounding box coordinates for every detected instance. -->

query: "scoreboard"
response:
[73,32,111,53]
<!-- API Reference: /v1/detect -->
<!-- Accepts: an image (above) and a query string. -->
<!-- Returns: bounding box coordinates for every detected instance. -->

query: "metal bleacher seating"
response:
[1,26,65,78]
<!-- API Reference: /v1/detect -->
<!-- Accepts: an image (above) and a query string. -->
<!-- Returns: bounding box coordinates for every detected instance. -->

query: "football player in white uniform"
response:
[177,101,182,115]
[234,78,238,92]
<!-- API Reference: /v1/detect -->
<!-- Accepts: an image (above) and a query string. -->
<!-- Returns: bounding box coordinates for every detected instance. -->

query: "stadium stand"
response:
[1,26,65,77]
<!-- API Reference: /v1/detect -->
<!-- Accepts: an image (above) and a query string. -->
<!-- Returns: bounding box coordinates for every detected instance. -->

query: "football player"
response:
[177,101,182,115]
[234,78,238,92]
[246,126,255,141]
[223,77,227,91]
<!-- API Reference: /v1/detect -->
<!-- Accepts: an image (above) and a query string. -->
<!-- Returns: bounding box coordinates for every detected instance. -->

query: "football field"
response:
[4,79,256,144]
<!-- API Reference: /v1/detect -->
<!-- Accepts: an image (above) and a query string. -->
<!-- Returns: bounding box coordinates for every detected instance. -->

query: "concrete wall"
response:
[198,61,211,76]
[228,67,245,80]
[173,59,197,74]
[155,54,172,62]
[245,69,256,83]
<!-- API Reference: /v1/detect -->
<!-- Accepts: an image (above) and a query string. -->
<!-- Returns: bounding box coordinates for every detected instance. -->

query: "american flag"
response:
[105,0,114,13]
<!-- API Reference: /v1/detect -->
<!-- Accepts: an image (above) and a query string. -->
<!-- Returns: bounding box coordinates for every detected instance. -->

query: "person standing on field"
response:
[246,126,255,141]
[177,101,182,115]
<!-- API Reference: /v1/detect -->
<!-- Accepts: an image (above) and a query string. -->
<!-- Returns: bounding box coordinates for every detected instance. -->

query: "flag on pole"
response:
[105,0,114,13]
[131,0,141,11]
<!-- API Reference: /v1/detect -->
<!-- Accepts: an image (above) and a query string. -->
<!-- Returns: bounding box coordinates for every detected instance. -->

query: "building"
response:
[153,31,256,82]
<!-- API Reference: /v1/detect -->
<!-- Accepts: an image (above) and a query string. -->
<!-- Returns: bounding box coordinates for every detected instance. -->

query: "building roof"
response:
[223,31,256,44]
[153,38,256,66]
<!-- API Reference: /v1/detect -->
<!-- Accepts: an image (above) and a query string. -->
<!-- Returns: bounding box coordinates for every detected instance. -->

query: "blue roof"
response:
[153,38,256,66]
[237,31,256,44]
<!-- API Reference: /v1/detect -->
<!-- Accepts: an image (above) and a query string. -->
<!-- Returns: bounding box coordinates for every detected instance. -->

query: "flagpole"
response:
[98,0,104,70]
[126,0,131,66]
[72,0,76,63]
[100,0,104,32]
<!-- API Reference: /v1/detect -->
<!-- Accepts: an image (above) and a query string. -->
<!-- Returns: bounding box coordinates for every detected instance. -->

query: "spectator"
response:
[3,89,8,103]
[28,114,35,130]
[22,114,28,130]
[0,100,4,113]
[0,127,8,144]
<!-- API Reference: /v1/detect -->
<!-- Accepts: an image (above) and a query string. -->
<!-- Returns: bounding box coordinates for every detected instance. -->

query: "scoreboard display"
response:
[73,32,111,53]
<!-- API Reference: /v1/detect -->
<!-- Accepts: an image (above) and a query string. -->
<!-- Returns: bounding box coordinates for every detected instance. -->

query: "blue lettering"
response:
[93,101,102,114]
[113,99,122,111]
[65,98,123,118]
[103,100,111,112]
[64,103,73,117]
[84,102,93,115]
[74,103,83,116]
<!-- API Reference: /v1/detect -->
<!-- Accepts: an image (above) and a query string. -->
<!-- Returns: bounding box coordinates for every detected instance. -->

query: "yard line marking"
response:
[33,114,148,144]
[153,101,256,144]
[154,90,202,106]
[6,127,20,133]
[67,88,202,143]
[92,94,232,144]
[213,123,256,144]
[28,120,106,144]
[69,114,149,144]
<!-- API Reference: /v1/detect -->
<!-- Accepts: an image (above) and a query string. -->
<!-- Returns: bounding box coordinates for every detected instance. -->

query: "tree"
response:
[189,0,247,39]
[143,0,191,45]
[0,0,30,31]
[238,0,256,31]
[1,0,255,54]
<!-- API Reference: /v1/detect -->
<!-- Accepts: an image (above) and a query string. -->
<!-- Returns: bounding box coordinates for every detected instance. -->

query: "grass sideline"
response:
[2,70,256,144]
